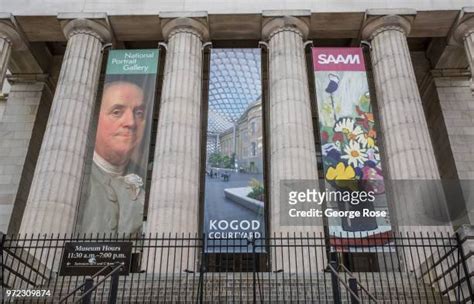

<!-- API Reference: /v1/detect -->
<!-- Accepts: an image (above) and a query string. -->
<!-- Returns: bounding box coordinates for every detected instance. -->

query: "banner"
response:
[312,48,391,239]
[204,49,265,252]
[76,49,159,234]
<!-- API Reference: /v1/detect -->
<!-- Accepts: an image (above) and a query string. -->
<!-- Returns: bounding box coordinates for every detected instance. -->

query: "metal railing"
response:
[327,261,363,303]
[1,231,473,303]
[59,262,123,304]
[338,262,379,303]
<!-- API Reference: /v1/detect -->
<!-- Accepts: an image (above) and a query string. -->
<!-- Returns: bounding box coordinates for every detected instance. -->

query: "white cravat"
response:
[93,151,126,176]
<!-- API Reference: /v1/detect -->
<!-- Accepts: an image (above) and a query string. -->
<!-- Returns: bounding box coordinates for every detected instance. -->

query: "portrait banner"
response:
[312,47,391,245]
[76,49,159,235]
[204,49,265,253]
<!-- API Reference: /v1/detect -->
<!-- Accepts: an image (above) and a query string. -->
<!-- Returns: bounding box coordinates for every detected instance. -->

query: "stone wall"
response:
[433,75,474,224]
[434,75,474,180]
[0,78,51,233]
[421,75,459,180]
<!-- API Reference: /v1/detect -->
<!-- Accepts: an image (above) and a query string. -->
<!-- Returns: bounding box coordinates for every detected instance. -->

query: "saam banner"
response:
[312,47,391,239]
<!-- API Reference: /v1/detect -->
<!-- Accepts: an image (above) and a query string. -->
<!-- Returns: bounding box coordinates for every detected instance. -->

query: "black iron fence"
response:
[1,231,473,303]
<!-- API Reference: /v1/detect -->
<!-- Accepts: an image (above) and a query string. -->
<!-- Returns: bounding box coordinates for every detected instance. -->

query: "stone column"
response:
[0,14,26,86]
[19,17,111,235]
[262,15,321,232]
[0,32,11,85]
[463,32,474,94]
[362,11,451,234]
[451,8,474,224]
[263,14,324,271]
[146,16,208,235]
[453,7,474,95]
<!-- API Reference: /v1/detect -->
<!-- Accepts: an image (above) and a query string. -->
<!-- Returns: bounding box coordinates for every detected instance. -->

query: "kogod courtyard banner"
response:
[76,49,159,235]
[312,47,391,239]
[204,49,265,253]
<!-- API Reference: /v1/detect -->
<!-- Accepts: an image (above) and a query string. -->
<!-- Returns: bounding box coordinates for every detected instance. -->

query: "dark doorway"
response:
[342,252,380,272]
[205,253,268,272]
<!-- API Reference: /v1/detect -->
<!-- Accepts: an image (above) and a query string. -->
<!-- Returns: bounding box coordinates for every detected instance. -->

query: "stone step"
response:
[7,272,453,303]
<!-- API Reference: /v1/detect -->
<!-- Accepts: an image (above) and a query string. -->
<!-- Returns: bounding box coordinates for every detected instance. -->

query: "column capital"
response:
[262,11,311,40]
[361,9,416,41]
[160,12,209,41]
[452,7,474,45]
[0,13,27,50]
[58,13,113,43]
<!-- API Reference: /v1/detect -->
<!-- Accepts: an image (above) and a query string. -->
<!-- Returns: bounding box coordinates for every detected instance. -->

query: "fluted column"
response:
[451,8,474,226]
[0,35,11,84]
[464,33,474,94]
[262,15,324,272]
[19,17,112,235]
[146,17,208,235]
[453,8,474,95]
[362,13,451,233]
[263,16,321,233]
[0,15,26,85]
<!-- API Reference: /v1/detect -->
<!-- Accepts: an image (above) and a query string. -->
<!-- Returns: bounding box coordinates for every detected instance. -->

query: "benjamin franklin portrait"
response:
[76,76,154,235]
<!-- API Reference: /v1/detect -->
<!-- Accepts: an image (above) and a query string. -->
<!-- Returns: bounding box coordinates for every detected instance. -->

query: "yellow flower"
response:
[367,137,375,148]
[322,102,333,115]
[357,128,376,148]
[326,162,355,180]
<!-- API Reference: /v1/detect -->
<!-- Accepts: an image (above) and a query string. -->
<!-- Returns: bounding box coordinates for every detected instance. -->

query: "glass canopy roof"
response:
[207,48,261,134]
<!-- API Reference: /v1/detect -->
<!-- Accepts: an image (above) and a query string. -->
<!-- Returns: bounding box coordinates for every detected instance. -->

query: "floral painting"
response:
[313,48,390,234]
[319,79,384,194]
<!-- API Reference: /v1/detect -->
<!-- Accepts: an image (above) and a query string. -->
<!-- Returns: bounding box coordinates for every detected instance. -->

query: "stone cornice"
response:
[6,73,49,84]
[58,13,113,43]
[431,68,471,79]
[6,73,57,95]
[160,13,209,41]
[361,9,416,41]
[0,13,27,50]
[261,13,310,40]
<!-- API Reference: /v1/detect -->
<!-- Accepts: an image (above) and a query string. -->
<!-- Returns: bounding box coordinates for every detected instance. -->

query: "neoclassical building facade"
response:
[0,2,473,239]
[218,99,263,173]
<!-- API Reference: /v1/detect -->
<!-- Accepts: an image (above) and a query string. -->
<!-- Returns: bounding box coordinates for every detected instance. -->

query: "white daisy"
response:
[335,118,363,141]
[350,126,364,141]
[334,118,355,134]
[357,132,368,147]
[341,140,368,167]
